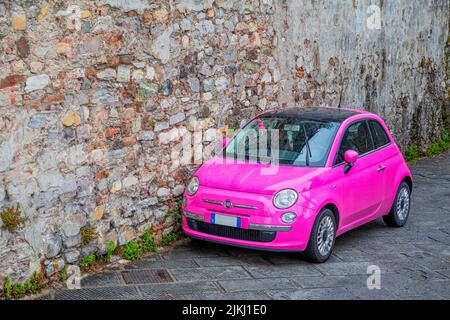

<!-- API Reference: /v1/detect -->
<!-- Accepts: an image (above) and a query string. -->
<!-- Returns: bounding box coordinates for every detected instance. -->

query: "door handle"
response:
[377,165,386,172]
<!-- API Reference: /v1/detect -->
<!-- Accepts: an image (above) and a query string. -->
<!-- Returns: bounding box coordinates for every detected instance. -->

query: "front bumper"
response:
[181,186,317,252]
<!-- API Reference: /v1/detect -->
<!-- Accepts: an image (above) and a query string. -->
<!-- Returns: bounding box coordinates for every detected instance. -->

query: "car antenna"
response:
[302,124,312,166]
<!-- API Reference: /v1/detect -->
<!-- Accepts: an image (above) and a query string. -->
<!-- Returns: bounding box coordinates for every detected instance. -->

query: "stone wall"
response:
[0,0,448,283]
[0,0,279,283]
[274,0,449,151]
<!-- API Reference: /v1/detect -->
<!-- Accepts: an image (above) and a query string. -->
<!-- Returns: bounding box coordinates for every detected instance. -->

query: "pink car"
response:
[182,107,413,263]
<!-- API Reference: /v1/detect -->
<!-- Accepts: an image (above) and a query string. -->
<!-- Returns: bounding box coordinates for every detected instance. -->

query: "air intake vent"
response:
[187,218,276,242]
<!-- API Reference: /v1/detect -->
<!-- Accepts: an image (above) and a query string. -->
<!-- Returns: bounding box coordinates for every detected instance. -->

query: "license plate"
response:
[211,214,241,228]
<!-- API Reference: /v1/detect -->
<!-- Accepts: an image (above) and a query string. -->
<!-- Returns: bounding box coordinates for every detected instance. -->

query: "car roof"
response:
[260,106,368,123]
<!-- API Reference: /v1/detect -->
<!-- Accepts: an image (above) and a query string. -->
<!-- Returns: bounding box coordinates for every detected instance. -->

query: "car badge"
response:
[224,200,232,208]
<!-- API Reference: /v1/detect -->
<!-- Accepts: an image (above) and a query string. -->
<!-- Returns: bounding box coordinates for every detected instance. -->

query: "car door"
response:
[333,120,384,226]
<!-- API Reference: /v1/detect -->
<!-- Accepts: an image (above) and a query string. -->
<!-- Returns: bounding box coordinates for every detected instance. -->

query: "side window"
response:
[335,121,374,164]
[369,120,390,148]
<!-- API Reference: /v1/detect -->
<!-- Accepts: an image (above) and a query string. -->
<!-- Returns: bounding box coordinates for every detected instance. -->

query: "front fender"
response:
[298,183,343,229]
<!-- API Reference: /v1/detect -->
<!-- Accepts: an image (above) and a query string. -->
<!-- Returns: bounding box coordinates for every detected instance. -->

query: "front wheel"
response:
[303,208,336,263]
[383,181,411,227]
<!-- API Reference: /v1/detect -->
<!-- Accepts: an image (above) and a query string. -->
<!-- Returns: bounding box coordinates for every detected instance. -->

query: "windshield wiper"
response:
[302,124,312,166]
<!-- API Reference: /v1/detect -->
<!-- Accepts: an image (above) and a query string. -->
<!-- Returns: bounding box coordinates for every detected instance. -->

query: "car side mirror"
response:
[343,150,359,174]
[222,137,229,148]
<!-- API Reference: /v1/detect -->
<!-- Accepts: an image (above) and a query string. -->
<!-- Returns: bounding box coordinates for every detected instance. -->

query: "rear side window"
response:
[335,121,374,164]
[369,120,390,148]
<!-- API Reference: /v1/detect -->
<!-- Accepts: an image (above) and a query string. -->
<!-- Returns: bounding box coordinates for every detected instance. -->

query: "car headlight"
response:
[187,176,199,196]
[281,212,297,223]
[273,189,298,209]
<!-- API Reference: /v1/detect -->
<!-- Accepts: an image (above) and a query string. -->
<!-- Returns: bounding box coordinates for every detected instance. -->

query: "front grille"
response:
[187,218,276,242]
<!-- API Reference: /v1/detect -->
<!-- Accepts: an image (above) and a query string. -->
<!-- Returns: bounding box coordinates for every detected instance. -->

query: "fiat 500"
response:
[182,107,412,262]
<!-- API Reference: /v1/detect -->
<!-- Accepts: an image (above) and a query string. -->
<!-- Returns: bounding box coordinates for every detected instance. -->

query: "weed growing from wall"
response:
[1,205,27,232]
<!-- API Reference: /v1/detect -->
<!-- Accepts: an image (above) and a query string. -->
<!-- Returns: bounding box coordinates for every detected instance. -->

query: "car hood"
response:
[196,156,327,195]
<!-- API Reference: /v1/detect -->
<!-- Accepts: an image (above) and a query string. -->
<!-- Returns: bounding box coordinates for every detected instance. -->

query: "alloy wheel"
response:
[317,215,335,256]
[396,186,410,221]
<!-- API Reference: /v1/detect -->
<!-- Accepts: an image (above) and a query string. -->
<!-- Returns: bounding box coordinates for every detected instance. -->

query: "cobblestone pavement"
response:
[40,152,450,300]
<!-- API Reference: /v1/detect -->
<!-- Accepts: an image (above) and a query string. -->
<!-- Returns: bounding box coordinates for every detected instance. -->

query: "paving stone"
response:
[390,293,446,300]
[380,275,450,299]
[332,247,411,263]
[437,269,450,279]
[225,246,275,257]
[426,231,450,246]
[170,266,251,282]
[138,281,219,299]
[375,260,447,279]
[161,246,229,260]
[55,286,140,300]
[264,253,341,265]
[342,287,398,300]
[268,287,358,300]
[292,275,368,289]
[180,291,272,300]
[315,261,391,276]
[194,255,271,267]
[401,252,450,271]
[244,264,321,278]
[219,278,297,292]
[34,293,53,300]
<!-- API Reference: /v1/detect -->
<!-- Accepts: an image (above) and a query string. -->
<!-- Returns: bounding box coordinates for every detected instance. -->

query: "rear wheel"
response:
[303,208,336,263]
[383,181,411,227]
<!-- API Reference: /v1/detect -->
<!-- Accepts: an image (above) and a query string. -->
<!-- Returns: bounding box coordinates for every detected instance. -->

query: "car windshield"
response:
[224,116,340,167]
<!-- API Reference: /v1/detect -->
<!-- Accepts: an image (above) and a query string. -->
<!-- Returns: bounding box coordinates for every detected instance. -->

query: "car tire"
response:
[303,208,336,263]
[383,181,411,227]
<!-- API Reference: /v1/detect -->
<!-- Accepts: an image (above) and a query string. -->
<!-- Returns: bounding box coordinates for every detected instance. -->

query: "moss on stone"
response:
[80,226,96,246]
[0,205,26,232]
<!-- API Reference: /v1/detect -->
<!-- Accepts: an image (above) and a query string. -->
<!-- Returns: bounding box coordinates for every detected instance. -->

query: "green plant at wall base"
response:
[1,271,48,299]
[104,240,116,262]
[80,226,96,246]
[3,278,27,300]
[405,128,450,161]
[12,283,26,299]
[142,228,157,252]
[426,141,446,156]
[122,240,142,261]
[58,266,68,281]
[169,199,182,226]
[27,271,46,294]
[3,276,12,300]
[1,205,27,232]
[405,145,419,161]
[81,253,97,269]
[162,232,180,246]
[165,199,183,237]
